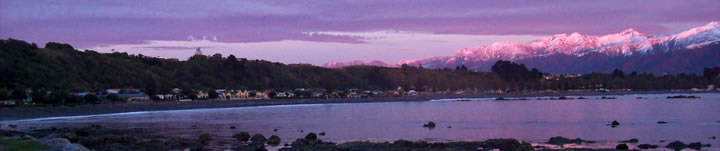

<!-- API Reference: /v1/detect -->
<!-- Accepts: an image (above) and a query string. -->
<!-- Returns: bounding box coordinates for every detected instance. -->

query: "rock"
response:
[233,132,251,142]
[496,97,507,100]
[274,129,278,132]
[547,136,591,146]
[305,133,317,142]
[423,121,436,128]
[229,126,236,129]
[62,143,91,151]
[577,97,588,99]
[667,95,701,99]
[267,135,281,146]
[498,139,534,151]
[90,124,102,129]
[687,142,710,150]
[8,124,17,128]
[64,132,79,143]
[251,134,267,144]
[638,144,659,149]
[619,138,639,143]
[558,96,569,100]
[42,138,71,148]
[197,133,212,144]
[601,96,616,99]
[611,120,620,127]
[74,128,90,136]
[318,132,326,136]
[665,141,687,150]
[615,143,629,150]
[657,121,668,124]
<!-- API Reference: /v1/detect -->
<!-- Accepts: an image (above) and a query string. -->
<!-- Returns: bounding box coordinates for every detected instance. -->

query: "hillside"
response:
[0,39,505,93]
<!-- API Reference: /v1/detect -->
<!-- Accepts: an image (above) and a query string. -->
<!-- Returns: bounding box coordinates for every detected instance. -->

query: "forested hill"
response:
[0,39,506,94]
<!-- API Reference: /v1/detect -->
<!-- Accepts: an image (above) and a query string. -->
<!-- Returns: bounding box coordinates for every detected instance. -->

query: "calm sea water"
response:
[4,93,720,149]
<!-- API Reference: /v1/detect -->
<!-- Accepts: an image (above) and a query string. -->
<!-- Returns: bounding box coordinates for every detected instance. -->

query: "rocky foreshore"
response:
[1,126,713,151]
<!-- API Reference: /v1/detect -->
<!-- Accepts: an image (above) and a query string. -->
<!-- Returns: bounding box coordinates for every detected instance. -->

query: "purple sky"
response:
[2,0,719,64]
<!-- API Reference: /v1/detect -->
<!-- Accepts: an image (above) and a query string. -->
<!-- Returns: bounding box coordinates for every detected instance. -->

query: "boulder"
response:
[62,143,91,151]
[688,142,711,150]
[251,134,267,144]
[42,138,71,148]
[619,138,638,143]
[615,143,629,150]
[318,132,326,136]
[233,132,251,142]
[305,133,317,142]
[611,120,620,127]
[267,135,281,146]
[423,121,436,128]
[637,144,659,149]
[665,141,687,150]
[657,121,668,124]
[547,136,591,146]
[64,132,79,143]
[498,139,534,151]
[197,133,212,144]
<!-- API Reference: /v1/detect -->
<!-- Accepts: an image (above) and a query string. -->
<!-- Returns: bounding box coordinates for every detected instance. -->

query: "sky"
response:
[1,0,719,65]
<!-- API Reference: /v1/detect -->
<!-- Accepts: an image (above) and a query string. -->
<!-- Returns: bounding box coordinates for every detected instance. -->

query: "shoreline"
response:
[1,90,715,121]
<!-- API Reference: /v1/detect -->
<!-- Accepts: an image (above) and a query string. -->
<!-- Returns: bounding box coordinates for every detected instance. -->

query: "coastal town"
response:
[2,81,718,107]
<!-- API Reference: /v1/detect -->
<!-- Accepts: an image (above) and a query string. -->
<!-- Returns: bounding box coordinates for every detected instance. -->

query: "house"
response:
[106,89,121,94]
[219,90,250,100]
[196,91,209,99]
[346,92,360,98]
[309,88,326,98]
[156,94,175,100]
[117,93,149,101]
[255,91,268,99]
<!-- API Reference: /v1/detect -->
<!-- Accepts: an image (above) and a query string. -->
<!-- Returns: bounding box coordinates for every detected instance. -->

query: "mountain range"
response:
[322,22,720,74]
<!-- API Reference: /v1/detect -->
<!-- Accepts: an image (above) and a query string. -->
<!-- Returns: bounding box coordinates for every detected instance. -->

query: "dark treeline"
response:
[0,39,504,95]
[1,38,719,101]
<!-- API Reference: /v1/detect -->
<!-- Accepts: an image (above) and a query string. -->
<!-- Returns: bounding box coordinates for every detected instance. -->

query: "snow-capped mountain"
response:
[324,22,720,73]
[322,60,389,68]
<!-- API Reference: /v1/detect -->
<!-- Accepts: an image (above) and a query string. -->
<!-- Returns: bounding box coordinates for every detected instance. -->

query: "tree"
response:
[30,90,47,103]
[704,66,720,81]
[84,94,99,104]
[612,68,626,78]
[10,89,26,100]
[208,90,219,99]
[106,93,121,102]
[0,88,10,100]
[460,65,468,71]
[491,60,543,83]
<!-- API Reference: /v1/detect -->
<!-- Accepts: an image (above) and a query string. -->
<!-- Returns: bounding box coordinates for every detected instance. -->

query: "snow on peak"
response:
[322,22,720,69]
[396,21,720,66]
